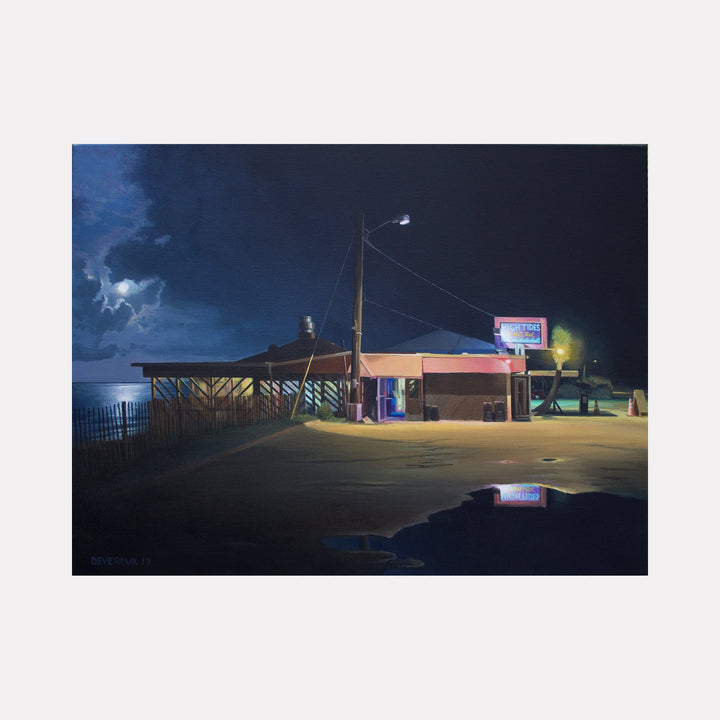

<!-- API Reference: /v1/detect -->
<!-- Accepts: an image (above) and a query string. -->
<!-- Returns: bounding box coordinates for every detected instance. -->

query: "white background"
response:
[3,2,715,718]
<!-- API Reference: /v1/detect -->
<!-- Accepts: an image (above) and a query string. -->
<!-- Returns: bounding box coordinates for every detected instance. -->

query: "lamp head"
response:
[392,214,410,225]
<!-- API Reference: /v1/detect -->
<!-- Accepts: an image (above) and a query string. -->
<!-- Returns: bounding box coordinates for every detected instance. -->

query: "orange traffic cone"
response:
[593,400,600,415]
[627,397,634,416]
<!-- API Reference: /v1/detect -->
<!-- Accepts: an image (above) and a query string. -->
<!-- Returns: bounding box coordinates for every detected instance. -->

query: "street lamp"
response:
[347,211,410,420]
[367,214,410,232]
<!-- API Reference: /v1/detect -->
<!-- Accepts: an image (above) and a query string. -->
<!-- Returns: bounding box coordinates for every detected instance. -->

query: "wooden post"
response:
[121,401,128,440]
[350,212,365,408]
[505,373,512,422]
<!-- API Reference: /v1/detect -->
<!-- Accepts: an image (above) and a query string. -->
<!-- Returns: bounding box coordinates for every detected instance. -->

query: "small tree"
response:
[533,325,574,416]
[316,401,334,421]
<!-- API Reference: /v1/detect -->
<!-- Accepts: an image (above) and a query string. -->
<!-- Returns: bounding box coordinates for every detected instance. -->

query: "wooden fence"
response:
[72,393,298,481]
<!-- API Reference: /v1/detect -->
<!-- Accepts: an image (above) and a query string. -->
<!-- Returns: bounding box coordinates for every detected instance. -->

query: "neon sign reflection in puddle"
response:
[493,484,547,508]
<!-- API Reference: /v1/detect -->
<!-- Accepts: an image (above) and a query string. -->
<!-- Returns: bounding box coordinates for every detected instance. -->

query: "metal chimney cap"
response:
[299,315,316,338]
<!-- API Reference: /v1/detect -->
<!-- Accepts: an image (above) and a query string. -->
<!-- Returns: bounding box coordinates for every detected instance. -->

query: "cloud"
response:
[73,146,170,363]
[94,275,165,317]
[100,301,249,361]
[73,146,274,374]
[72,146,150,264]
[73,342,120,362]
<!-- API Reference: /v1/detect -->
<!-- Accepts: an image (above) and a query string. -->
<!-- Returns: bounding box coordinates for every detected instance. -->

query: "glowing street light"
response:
[365,214,411,235]
[348,212,410,420]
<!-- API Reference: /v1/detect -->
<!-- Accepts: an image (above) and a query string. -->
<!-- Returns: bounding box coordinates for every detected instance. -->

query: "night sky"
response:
[72,144,647,383]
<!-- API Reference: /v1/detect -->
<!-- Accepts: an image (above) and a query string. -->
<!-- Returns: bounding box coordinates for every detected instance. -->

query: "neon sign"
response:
[494,316,548,350]
[493,484,547,507]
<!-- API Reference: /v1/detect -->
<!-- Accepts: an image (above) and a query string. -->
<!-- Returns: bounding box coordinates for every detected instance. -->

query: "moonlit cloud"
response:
[72,146,281,376]
[72,146,170,364]
[95,275,164,313]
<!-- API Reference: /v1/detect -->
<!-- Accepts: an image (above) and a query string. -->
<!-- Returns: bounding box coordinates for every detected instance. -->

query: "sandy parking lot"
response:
[73,405,647,573]
[129,410,647,534]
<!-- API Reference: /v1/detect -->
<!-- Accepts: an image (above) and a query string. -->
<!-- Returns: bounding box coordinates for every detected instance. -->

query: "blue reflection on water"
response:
[72,383,153,442]
[72,382,151,410]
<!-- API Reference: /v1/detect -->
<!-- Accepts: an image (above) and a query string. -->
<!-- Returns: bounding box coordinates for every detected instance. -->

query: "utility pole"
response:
[346,211,409,420]
[349,212,365,408]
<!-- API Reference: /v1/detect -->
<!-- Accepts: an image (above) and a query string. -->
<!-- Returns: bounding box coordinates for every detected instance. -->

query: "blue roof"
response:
[383,330,497,354]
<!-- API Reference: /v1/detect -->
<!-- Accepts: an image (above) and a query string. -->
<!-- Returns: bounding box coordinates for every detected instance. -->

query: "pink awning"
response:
[360,354,423,378]
[422,355,525,374]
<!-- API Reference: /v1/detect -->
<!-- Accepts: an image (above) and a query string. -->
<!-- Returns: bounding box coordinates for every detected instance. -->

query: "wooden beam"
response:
[189,377,211,400]
[178,377,193,396]
[153,380,173,402]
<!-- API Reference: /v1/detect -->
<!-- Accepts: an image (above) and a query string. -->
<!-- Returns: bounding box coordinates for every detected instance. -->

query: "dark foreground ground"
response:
[74,486,647,575]
[73,406,648,576]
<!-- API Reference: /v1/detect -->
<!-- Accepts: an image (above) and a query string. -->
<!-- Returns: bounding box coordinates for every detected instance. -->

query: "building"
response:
[131,316,532,422]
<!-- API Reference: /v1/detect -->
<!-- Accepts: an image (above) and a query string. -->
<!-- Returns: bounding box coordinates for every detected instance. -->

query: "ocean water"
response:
[72,382,152,410]
[72,383,153,442]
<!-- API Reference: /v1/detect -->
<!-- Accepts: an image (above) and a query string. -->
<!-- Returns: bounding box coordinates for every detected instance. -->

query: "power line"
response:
[364,297,445,331]
[364,238,496,318]
[315,238,353,341]
[291,237,353,418]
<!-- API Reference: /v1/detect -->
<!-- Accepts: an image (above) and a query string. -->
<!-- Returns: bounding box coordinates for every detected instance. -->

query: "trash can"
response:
[424,405,440,421]
[494,400,506,422]
[579,393,589,416]
[483,402,494,422]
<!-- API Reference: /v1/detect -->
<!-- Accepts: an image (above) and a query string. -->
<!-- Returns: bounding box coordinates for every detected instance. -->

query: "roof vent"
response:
[299,315,316,339]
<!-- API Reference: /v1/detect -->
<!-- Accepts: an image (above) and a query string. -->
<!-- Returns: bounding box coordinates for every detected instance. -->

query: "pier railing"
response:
[72,393,298,481]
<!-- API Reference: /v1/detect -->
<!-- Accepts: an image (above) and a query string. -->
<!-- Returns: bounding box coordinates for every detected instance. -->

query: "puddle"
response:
[323,487,647,575]
[320,535,424,570]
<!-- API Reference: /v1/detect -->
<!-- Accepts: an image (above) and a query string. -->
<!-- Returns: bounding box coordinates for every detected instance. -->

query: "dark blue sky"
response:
[72,144,647,383]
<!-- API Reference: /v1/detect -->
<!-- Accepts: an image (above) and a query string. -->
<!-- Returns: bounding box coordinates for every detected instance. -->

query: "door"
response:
[405,378,423,421]
[377,378,387,422]
[512,374,531,421]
